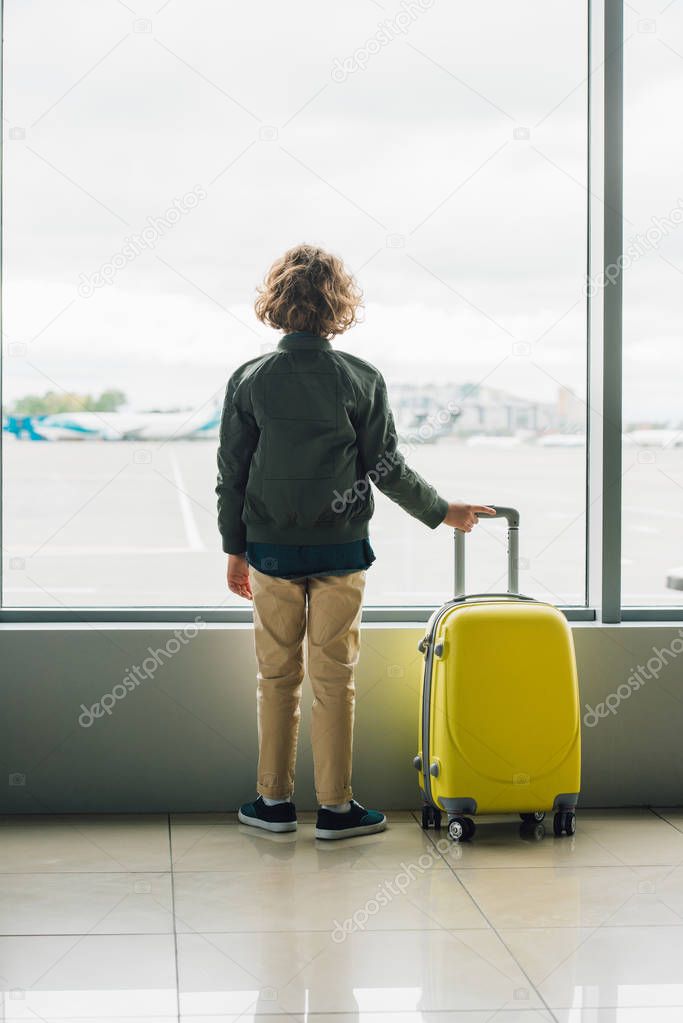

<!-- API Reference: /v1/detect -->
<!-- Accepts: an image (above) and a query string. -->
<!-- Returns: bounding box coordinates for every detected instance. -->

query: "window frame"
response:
[0,0,678,626]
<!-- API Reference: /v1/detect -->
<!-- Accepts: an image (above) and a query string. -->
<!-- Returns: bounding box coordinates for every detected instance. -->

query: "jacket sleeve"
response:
[216,373,259,554]
[355,371,448,529]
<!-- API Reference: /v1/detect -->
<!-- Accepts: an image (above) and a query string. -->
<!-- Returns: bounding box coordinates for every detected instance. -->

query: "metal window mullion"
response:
[0,0,4,612]
[585,0,595,610]
[601,0,624,624]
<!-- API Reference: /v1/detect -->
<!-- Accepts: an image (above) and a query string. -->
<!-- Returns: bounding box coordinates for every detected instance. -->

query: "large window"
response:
[622,0,683,606]
[1,0,589,611]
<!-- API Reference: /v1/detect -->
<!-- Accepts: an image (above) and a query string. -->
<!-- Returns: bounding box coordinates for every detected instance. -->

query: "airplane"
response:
[3,406,222,441]
[624,429,683,448]
[5,402,456,443]
[536,433,586,447]
[466,433,522,448]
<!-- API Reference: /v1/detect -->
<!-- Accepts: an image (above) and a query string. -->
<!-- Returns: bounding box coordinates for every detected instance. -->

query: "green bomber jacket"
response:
[216,332,448,554]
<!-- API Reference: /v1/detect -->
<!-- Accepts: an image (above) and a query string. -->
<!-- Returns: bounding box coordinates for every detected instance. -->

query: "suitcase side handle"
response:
[454,504,520,597]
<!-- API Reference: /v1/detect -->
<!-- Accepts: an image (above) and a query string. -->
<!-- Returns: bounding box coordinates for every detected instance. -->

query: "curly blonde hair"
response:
[255,244,362,339]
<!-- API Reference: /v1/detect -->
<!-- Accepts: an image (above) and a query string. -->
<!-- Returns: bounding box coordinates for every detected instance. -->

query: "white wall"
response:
[1,623,682,812]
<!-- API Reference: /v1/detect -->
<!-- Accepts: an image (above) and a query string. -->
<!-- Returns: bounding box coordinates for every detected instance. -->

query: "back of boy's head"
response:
[255,244,362,339]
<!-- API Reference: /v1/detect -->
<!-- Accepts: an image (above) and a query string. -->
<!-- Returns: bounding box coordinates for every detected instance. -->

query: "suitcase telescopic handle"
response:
[453,505,520,597]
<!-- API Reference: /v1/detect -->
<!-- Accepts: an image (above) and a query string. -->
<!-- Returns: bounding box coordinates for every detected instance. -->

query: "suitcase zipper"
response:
[419,600,456,809]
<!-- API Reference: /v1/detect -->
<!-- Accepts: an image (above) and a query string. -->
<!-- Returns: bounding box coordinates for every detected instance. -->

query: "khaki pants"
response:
[249,567,366,805]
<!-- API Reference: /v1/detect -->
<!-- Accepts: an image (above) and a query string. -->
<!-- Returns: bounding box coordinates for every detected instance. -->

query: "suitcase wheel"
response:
[447,816,476,842]
[520,811,546,823]
[553,810,576,837]
[421,804,442,830]
[519,820,546,842]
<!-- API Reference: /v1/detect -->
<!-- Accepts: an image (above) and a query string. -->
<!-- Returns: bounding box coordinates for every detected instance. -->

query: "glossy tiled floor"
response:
[2,808,683,1021]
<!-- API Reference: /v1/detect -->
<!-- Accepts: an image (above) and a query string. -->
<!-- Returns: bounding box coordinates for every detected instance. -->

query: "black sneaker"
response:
[238,795,297,833]
[315,799,386,840]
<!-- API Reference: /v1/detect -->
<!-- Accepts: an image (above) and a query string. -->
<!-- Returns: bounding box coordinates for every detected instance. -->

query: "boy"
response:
[217,244,493,839]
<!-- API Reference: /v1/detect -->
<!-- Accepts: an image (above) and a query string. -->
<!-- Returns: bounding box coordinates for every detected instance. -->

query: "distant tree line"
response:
[11,389,127,415]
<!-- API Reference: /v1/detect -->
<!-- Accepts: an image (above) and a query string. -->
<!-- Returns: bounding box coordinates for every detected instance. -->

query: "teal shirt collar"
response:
[278,332,331,351]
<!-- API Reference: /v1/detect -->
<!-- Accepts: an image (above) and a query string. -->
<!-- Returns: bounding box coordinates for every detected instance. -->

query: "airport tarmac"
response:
[2,436,680,609]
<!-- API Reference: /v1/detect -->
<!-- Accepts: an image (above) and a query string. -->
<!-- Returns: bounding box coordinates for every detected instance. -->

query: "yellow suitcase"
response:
[415,507,581,841]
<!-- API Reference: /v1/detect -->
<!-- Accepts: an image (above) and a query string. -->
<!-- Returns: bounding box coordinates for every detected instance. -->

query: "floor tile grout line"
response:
[8,920,683,939]
[0,927,488,937]
[2,808,677,821]
[451,861,683,871]
[195,1012,554,1017]
[412,811,683,1016]
[650,807,683,834]
[0,867,463,876]
[0,931,179,937]
[0,870,172,875]
[407,819,548,1016]
[231,1012,555,1017]
[167,813,181,1023]
[6,859,683,874]
[415,815,560,1023]
[269,1007,683,1016]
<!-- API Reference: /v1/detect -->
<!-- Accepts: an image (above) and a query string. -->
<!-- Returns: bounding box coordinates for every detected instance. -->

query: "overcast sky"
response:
[2,0,681,421]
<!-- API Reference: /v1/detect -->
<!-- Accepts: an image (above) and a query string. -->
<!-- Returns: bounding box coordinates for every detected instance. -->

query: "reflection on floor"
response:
[2,808,683,1021]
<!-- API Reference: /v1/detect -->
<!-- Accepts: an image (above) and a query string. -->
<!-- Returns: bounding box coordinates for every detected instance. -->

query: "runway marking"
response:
[169,450,205,552]
[4,586,97,594]
[624,505,683,520]
[5,547,199,556]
